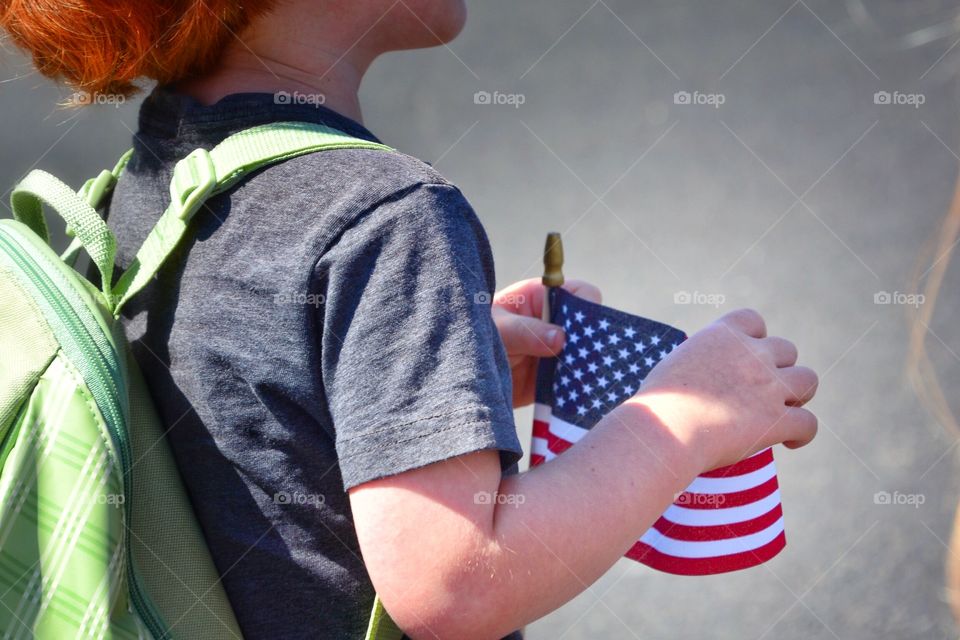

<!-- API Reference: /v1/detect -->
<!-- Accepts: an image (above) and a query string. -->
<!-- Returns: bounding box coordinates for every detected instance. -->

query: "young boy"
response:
[0,1,818,638]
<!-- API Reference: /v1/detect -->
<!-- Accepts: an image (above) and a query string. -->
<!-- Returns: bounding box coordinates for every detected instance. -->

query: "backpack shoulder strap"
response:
[110,121,392,316]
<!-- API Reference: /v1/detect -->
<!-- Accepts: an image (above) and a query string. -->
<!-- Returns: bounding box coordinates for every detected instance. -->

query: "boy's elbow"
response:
[376,564,515,640]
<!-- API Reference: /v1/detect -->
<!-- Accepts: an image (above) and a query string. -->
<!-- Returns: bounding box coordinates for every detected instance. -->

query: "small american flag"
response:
[531,288,786,576]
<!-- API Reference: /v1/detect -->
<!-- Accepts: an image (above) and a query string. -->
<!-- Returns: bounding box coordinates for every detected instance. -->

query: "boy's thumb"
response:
[498,315,565,357]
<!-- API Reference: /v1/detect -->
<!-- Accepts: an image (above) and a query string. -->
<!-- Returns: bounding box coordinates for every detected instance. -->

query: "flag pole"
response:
[542,232,565,323]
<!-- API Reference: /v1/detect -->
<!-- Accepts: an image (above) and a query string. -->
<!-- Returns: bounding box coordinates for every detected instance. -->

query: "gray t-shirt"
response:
[106,87,523,639]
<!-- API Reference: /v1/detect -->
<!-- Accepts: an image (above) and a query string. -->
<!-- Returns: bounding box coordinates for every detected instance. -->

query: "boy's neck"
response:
[173,10,379,124]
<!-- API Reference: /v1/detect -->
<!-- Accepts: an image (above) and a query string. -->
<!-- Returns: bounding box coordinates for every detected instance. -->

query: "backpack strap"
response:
[110,121,392,316]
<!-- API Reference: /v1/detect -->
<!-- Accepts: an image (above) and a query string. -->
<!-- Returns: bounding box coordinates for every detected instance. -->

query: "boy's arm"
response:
[350,309,818,640]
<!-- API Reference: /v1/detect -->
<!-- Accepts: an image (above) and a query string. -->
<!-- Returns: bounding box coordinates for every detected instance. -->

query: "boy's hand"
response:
[629,308,819,471]
[491,278,601,408]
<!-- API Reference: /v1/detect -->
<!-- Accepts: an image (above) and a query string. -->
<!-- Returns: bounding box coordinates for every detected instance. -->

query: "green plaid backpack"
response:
[0,122,403,639]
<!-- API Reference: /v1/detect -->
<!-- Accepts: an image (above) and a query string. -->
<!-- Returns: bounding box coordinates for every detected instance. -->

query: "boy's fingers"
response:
[497,315,565,357]
[780,365,818,405]
[562,280,602,304]
[781,406,818,449]
[762,336,798,367]
[720,308,767,339]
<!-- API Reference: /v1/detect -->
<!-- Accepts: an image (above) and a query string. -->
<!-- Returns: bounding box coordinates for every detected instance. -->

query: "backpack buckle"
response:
[170,148,217,221]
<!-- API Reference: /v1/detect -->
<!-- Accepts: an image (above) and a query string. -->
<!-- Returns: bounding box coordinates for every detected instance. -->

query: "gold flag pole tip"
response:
[542,232,564,322]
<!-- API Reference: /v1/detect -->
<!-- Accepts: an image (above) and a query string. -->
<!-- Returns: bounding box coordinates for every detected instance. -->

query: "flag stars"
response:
[613,370,625,382]
[574,311,585,323]
[597,376,609,388]
[624,327,636,339]
[573,368,584,380]
[593,340,605,352]
[578,347,589,359]
[618,348,630,359]
[634,341,646,353]
[608,334,621,346]
[583,325,596,338]
[602,355,615,367]
[650,335,661,346]
[598,319,610,332]
[568,332,580,345]
[644,356,655,367]
[587,362,599,374]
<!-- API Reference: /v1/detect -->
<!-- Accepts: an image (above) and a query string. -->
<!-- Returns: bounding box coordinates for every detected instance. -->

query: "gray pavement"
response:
[3,1,960,638]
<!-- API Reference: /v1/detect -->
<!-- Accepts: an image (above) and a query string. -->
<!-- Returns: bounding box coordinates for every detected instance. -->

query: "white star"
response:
[577,405,587,416]
[607,391,618,402]
[568,332,580,345]
[569,390,579,401]
[597,376,609,388]
[624,385,636,396]
[592,398,602,409]
[573,368,584,380]
[587,362,599,374]
[659,349,669,359]
[644,356,655,367]
[578,347,589,359]
[628,363,640,374]
[618,348,630,359]
[608,333,621,346]
[624,327,636,339]
[602,355,615,367]
[599,319,610,331]
[613,370,625,382]
[574,311,585,323]
[634,341,647,353]
[650,335,661,346]
[583,325,595,338]
[565,353,576,365]
[593,340,605,352]
[557,396,567,407]
[559,375,570,386]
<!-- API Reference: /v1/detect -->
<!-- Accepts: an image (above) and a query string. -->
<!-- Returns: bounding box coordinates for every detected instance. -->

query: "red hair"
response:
[0,0,276,99]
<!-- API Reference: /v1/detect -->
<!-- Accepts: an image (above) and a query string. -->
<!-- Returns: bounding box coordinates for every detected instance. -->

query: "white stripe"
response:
[659,490,782,526]
[683,460,778,495]
[533,403,553,423]
[639,516,785,558]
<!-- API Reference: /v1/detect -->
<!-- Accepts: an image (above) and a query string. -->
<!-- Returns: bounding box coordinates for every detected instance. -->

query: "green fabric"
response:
[364,595,403,640]
[11,170,117,302]
[110,121,393,316]
[0,270,58,441]
[124,348,243,639]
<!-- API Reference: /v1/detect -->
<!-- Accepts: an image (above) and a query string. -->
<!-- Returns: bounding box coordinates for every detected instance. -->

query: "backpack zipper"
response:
[0,223,168,638]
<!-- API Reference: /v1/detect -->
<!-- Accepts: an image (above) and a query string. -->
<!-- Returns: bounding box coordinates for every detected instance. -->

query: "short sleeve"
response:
[315,182,523,490]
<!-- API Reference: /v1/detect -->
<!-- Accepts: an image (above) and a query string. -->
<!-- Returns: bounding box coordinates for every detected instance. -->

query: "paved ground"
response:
[4,1,960,638]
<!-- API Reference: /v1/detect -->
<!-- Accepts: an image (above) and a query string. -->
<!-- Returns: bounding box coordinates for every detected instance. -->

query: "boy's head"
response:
[0,0,467,100]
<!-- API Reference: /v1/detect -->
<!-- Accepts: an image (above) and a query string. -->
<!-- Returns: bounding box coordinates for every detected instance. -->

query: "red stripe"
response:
[673,475,780,510]
[625,531,786,575]
[651,503,783,541]
[533,423,575,456]
[532,419,551,439]
[699,448,773,478]
[530,454,546,467]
